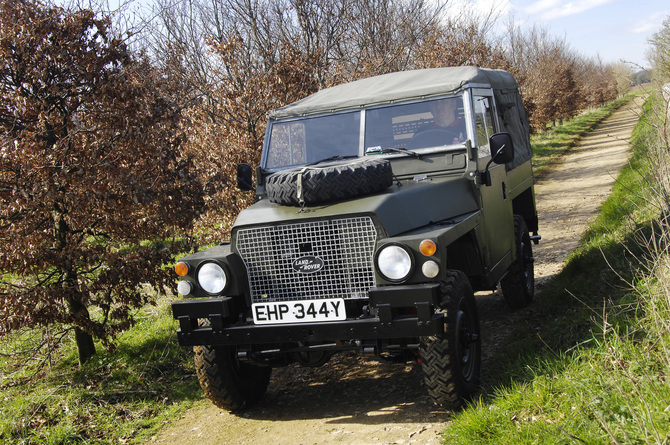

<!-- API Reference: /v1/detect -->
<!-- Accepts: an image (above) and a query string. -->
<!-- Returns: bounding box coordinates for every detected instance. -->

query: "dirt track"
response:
[149,96,643,445]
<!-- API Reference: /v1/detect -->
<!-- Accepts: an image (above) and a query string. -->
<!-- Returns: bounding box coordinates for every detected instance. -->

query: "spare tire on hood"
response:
[265,158,394,206]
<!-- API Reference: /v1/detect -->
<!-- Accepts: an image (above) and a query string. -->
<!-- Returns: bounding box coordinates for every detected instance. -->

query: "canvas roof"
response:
[269,67,519,120]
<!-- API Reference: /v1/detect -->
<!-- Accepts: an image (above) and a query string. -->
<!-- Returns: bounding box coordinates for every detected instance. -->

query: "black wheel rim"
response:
[455,304,477,381]
[521,235,534,293]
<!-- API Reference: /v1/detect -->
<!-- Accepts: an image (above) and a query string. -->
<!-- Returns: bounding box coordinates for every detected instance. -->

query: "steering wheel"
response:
[408,128,460,149]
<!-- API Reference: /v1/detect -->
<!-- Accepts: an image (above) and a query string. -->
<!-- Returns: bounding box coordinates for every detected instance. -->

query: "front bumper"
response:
[172,283,443,347]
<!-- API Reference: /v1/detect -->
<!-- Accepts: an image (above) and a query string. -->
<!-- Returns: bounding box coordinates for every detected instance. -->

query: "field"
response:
[2,91,668,444]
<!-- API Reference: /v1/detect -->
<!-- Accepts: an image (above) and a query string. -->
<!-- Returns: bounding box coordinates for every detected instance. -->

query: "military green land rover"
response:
[171,67,540,411]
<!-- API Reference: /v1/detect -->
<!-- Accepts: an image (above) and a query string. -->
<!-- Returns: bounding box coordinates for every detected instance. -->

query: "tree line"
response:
[0,0,641,363]
[145,0,631,241]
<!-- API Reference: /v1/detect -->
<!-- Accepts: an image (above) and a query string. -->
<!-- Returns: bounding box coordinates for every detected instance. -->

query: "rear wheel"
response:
[194,344,271,412]
[500,215,535,308]
[420,270,481,410]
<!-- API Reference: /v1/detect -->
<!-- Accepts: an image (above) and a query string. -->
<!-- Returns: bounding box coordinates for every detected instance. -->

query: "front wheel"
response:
[194,344,271,412]
[420,270,481,410]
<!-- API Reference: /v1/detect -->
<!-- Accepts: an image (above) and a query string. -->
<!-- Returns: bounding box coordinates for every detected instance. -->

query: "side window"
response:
[473,96,496,158]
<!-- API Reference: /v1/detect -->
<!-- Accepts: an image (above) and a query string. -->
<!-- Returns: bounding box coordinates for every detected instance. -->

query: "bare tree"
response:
[578,58,619,107]
[416,6,506,70]
[501,23,583,130]
[649,16,670,83]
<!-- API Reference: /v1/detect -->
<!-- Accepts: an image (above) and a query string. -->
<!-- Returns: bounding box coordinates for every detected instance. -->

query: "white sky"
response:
[459,0,669,69]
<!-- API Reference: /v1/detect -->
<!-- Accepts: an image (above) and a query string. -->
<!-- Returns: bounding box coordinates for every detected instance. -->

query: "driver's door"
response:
[473,92,514,275]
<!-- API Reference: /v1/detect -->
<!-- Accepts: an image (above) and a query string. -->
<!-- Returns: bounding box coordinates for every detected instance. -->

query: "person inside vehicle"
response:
[410,97,467,148]
[429,97,466,143]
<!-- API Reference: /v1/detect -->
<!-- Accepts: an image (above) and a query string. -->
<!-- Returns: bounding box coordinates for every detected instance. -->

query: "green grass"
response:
[0,93,650,444]
[0,300,201,444]
[443,94,670,443]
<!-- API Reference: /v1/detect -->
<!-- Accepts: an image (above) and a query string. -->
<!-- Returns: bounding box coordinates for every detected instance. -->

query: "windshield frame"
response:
[261,92,474,172]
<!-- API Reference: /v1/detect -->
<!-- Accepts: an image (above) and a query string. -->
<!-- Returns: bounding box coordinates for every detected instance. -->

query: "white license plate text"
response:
[252,299,345,325]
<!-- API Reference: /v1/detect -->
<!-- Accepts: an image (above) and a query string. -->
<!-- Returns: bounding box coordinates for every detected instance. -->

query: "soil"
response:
[149,97,644,445]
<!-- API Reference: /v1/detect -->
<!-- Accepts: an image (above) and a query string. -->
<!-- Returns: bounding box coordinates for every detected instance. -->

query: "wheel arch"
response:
[512,186,538,233]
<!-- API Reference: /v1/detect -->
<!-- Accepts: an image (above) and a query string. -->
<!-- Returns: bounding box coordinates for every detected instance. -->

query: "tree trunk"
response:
[74,327,96,365]
[66,295,97,365]
[55,205,97,365]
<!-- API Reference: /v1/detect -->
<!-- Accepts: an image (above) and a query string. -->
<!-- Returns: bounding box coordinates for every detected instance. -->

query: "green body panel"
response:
[234,175,479,237]
[506,159,534,199]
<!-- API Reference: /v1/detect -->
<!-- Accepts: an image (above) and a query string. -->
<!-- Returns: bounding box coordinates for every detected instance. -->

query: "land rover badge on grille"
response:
[292,256,324,274]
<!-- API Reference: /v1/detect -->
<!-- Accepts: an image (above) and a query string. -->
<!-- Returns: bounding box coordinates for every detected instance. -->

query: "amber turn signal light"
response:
[419,240,437,256]
[175,262,190,276]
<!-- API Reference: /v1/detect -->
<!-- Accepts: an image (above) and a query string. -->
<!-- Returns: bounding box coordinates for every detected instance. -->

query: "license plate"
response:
[252,299,346,325]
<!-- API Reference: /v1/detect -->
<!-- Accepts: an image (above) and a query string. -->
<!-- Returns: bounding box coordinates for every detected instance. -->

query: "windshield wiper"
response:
[375,147,422,159]
[308,147,421,166]
[307,155,359,166]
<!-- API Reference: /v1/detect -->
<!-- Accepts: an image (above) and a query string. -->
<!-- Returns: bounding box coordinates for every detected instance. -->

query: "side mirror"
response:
[489,132,515,165]
[237,163,254,191]
[480,133,515,187]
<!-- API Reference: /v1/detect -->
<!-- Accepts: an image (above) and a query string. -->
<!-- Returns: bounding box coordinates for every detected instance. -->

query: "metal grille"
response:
[235,217,378,303]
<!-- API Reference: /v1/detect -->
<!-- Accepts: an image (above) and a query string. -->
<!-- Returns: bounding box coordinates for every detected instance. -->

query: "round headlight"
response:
[422,260,440,278]
[197,262,227,294]
[177,280,193,296]
[376,244,413,282]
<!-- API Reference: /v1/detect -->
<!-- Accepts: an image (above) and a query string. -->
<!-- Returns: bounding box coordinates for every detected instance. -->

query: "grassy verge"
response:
[443,94,670,443]
[0,94,645,444]
[531,94,636,179]
[0,300,201,444]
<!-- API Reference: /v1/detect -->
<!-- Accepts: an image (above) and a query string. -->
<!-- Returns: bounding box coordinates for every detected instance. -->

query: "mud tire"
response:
[194,344,271,412]
[265,158,393,206]
[419,270,481,410]
[500,215,535,308]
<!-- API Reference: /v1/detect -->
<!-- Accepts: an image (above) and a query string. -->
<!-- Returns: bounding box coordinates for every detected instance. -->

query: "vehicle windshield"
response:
[264,96,466,170]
